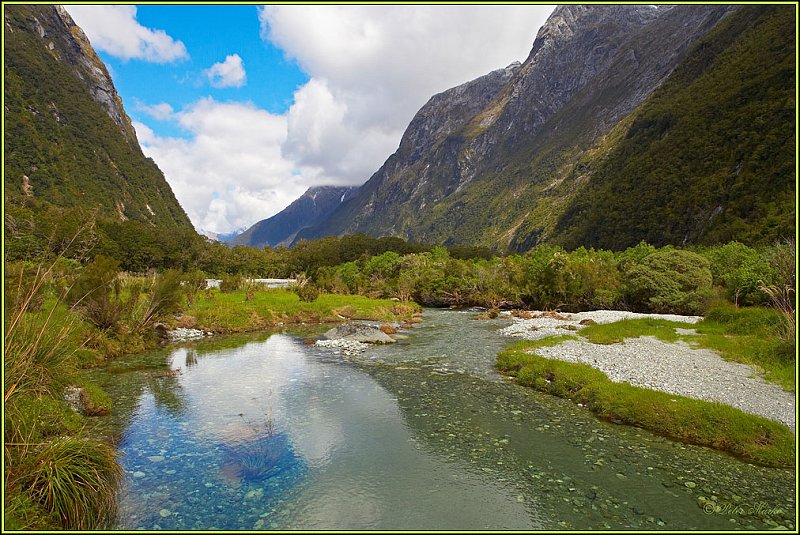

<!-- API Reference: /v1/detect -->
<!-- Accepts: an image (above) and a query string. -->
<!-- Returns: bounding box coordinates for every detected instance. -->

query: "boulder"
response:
[322,323,396,344]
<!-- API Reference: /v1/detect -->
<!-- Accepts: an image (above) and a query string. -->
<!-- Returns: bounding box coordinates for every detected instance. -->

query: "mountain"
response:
[231,186,359,248]
[297,5,794,251]
[3,5,192,230]
[199,228,246,243]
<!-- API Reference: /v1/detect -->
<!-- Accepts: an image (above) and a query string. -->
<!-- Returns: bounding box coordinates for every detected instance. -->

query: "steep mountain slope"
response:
[299,5,793,251]
[231,186,358,248]
[4,5,191,229]
[553,4,796,249]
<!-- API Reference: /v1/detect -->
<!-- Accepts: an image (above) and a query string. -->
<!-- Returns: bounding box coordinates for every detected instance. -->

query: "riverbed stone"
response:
[322,323,396,344]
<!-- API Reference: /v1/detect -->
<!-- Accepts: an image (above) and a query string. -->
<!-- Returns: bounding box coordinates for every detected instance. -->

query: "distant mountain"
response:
[231,186,359,248]
[297,5,794,251]
[4,5,192,230]
[199,228,246,243]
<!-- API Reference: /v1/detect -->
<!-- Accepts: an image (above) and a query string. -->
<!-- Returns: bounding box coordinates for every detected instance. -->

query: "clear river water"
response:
[86,309,795,530]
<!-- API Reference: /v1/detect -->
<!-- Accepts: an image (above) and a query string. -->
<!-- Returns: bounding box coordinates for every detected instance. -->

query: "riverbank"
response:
[177,290,420,335]
[495,307,795,467]
[3,287,419,530]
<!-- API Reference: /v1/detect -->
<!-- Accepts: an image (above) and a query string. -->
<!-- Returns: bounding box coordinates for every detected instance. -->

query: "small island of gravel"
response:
[498,310,795,431]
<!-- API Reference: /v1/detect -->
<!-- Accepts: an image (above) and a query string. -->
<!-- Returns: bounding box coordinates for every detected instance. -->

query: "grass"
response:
[15,437,123,530]
[184,289,421,333]
[578,304,795,392]
[496,340,795,468]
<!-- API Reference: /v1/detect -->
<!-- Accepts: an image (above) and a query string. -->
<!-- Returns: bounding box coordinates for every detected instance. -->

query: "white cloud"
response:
[133,99,309,234]
[260,5,555,185]
[65,5,187,63]
[205,54,247,88]
[136,101,174,121]
[130,7,556,234]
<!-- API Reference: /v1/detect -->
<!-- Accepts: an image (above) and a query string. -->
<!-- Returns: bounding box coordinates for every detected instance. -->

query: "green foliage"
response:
[556,5,795,250]
[4,6,191,232]
[220,274,244,293]
[497,340,794,467]
[137,270,184,328]
[66,256,127,330]
[293,282,320,303]
[700,242,775,305]
[17,437,123,530]
[624,249,713,315]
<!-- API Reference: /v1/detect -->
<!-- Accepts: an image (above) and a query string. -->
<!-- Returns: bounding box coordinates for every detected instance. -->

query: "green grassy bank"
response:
[496,307,795,468]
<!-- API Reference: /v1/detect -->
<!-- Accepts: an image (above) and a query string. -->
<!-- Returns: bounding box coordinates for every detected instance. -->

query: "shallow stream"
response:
[86,309,795,530]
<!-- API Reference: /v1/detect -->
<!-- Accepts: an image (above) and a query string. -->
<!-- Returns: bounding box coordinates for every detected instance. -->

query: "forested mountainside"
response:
[295,5,794,251]
[4,5,192,232]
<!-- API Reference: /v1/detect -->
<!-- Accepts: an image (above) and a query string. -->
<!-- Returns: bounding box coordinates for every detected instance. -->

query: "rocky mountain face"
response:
[4,5,192,229]
[297,5,793,251]
[231,186,359,248]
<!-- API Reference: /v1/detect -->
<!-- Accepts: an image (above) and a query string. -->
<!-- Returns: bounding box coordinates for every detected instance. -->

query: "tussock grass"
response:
[16,438,123,530]
[497,340,794,468]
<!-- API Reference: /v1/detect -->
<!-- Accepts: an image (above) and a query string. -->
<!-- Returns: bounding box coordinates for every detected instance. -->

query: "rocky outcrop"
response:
[321,323,396,344]
[232,185,359,248]
[20,6,138,144]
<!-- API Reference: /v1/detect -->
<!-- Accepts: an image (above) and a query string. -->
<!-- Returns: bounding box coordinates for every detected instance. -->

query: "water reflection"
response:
[86,313,795,531]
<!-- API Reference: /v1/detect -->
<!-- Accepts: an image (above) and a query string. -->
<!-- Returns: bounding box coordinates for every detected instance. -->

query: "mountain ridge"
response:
[293,4,793,251]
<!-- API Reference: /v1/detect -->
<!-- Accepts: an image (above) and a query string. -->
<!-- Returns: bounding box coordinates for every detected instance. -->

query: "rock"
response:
[322,323,396,344]
[63,385,85,414]
[133,471,146,478]
[379,324,398,335]
[147,455,165,462]
[684,481,697,488]
[579,319,597,325]
[159,509,171,518]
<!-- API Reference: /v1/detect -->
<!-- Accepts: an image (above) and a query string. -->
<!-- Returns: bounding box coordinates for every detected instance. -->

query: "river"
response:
[85,309,795,530]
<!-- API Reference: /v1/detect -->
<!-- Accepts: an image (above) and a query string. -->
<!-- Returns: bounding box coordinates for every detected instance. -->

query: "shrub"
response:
[702,242,774,305]
[294,282,320,303]
[65,256,124,330]
[624,249,713,315]
[136,270,184,329]
[219,274,243,293]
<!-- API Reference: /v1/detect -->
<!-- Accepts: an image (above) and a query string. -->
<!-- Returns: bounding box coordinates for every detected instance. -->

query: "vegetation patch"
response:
[184,289,419,333]
[578,305,795,392]
[496,340,794,468]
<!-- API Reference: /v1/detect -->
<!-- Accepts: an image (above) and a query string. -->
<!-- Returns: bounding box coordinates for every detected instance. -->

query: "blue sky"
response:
[65,5,555,234]
[99,5,308,139]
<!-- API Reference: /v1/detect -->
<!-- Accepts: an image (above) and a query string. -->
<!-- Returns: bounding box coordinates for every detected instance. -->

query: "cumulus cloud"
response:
[65,5,187,63]
[205,54,247,88]
[260,5,555,185]
[134,99,309,234]
[136,101,174,121]
[123,7,556,233]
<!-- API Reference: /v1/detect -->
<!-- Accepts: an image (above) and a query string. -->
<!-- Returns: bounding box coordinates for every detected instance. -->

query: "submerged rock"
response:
[322,323,396,344]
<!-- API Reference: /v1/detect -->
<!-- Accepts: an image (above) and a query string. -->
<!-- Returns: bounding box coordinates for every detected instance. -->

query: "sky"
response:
[65,5,555,235]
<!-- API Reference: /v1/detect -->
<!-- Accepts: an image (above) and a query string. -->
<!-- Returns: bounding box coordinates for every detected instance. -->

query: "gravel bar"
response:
[499,311,795,431]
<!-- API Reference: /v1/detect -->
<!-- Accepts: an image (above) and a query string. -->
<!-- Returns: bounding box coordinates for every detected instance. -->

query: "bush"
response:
[65,256,124,330]
[624,249,713,315]
[136,270,184,328]
[702,242,774,305]
[219,274,243,293]
[294,282,320,303]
